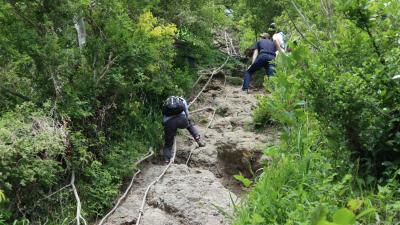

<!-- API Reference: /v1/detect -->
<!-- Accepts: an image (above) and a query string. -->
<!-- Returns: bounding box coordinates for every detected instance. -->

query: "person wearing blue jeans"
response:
[242,33,278,91]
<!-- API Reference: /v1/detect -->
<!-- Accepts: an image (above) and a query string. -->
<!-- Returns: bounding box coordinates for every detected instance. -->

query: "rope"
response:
[98,149,154,225]
[71,171,87,225]
[135,30,235,224]
[188,56,230,108]
[185,31,234,165]
[190,106,215,114]
[186,69,228,165]
[135,140,177,225]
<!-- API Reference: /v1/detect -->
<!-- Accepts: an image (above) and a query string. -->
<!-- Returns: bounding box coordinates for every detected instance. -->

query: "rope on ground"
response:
[135,58,226,223]
[186,61,229,166]
[135,30,234,224]
[98,148,154,225]
[71,171,87,225]
[188,56,230,108]
[185,31,235,165]
[190,106,215,114]
[135,140,177,225]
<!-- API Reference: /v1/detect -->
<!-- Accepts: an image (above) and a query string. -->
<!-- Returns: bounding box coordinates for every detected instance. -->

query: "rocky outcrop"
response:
[101,77,279,225]
[177,81,279,176]
[104,165,235,225]
[147,165,234,225]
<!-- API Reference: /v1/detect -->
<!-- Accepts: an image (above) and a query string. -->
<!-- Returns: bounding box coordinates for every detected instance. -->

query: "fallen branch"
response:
[97,149,154,225]
[38,184,72,202]
[284,7,320,50]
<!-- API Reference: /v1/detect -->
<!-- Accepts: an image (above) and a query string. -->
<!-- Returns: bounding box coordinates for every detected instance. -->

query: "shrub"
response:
[0,103,67,221]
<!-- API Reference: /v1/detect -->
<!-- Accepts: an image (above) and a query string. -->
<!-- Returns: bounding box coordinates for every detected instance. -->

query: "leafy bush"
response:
[0,0,232,223]
[0,103,67,222]
[233,61,400,224]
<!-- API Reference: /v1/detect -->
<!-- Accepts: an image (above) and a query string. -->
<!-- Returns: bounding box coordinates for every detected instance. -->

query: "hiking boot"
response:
[242,88,251,94]
[195,136,206,147]
[197,140,206,147]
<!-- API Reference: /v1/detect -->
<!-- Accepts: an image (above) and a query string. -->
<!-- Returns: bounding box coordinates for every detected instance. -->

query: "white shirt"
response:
[272,32,286,53]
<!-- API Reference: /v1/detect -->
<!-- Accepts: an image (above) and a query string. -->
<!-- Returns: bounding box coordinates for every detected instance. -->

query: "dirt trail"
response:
[100,74,279,225]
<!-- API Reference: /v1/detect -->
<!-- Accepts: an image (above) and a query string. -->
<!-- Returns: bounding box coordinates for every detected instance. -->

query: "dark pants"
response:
[163,114,200,161]
[242,53,275,90]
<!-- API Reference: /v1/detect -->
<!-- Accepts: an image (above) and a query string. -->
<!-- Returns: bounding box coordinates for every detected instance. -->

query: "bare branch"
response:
[287,0,322,49]
[37,184,71,202]
[0,85,31,101]
[283,6,320,50]
[96,53,118,85]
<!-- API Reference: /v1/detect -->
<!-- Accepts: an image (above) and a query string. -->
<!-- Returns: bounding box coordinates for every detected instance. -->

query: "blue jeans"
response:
[242,54,275,90]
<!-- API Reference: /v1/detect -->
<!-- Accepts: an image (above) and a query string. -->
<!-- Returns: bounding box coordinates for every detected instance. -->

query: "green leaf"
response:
[332,208,356,225]
[347,199,363,211]
[0,190,5,202]
[311,206,328,225]
[355,208,375,219]
[251,213,265,224]
[233,172,252,187]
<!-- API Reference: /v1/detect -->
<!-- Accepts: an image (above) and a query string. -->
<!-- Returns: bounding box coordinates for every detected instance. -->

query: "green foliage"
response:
[230,0,284,51]
[233,1,400,219]
[0,0,232,223]
[233,172,252,187]
[0,103,66,188]
[233,59,400,224]
[0,103,67,222]
[0,191,4,202]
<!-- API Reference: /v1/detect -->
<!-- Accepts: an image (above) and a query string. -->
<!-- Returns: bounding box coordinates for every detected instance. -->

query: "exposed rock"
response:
[215,131,265,176]
[104,164,235,225]
[102,72,280,225]
[146,164,235,225]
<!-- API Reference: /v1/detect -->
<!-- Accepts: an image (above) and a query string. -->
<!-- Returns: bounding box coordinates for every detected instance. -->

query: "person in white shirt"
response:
[269,23,286,55]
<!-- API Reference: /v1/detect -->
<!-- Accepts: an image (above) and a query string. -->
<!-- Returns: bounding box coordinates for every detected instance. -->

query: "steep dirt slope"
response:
[100,75,279,225]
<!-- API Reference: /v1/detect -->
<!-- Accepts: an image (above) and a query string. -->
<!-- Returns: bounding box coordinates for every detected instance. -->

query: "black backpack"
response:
[162,96,185,116]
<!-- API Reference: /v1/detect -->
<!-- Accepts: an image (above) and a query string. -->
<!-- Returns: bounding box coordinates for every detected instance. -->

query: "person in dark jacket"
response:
[242,33,277,92]
[162,97,205,163]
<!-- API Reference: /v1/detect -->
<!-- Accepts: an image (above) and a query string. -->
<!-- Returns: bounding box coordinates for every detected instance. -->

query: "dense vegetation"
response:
[233,0,400,224]
[0,0,230,223]
[1,0,399,224]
